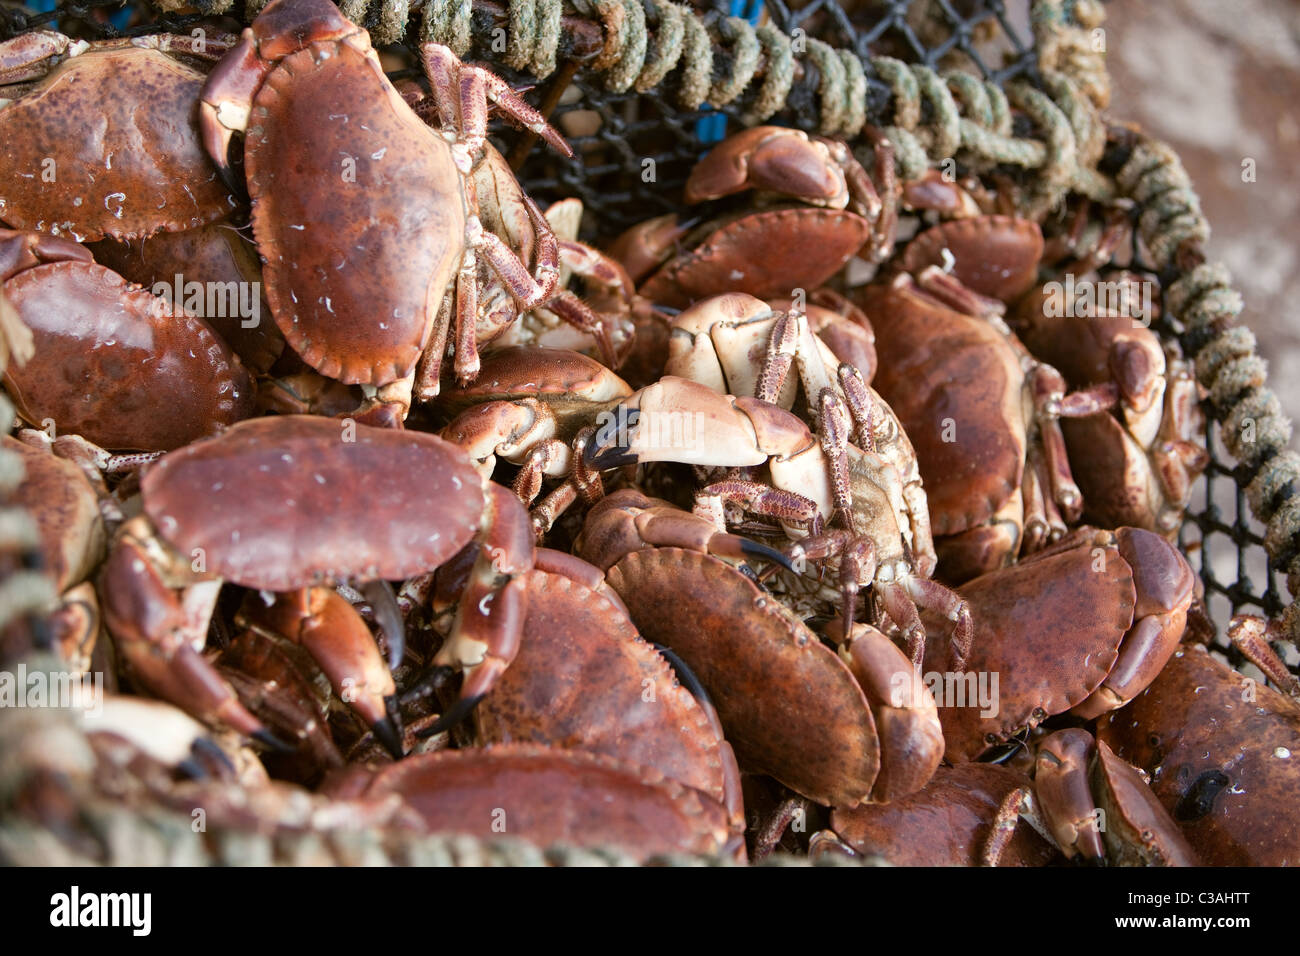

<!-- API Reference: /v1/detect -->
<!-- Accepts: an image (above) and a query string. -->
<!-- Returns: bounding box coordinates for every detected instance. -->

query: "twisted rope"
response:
[0,657,880,866]
[149,0,1108,200]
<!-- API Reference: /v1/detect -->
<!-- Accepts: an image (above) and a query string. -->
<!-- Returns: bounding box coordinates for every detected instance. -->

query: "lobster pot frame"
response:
[0,0,1296,864]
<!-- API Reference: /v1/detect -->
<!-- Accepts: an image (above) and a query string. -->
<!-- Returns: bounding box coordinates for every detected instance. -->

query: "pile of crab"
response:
[2,0,1298,866]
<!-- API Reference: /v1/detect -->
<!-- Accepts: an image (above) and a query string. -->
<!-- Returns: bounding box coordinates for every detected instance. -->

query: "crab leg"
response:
[99,536,275,745]
[427,483,535,731]
[420,43,572,161]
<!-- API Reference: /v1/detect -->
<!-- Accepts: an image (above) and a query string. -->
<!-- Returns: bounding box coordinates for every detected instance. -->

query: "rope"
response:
[0,658,883,867]
[159,0,1111,198]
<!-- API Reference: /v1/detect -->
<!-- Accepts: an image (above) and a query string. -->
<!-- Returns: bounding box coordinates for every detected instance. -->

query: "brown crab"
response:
[1011,271,1207,535]
[197,0,601,408]
[97,414,536,757]
[441,559,745,832]
[859,220,1117,582]
[1098,638,1300,866]
[0,29,237,242]
[574,489,945,808]
[367,743,742,861]
[923,526,1194,762]
[583,368,972,670]
[610,126,890,309]
[812,763,1059,866]
[89,219,284,376]
[0,228,255,452]
[816,727,1195,865]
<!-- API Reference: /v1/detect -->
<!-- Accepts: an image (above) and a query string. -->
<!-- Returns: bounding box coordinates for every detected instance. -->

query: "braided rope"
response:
[153,0,1102,197]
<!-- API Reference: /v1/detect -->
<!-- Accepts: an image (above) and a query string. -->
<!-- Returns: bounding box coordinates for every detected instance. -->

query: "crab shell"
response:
[4,434,104,592]
[860,274,1025,539]
[1097,644,1300,866]
[925,528,1192,761]
[366,743,740,861]
[474,567,743,827]
[898,215,1044,303]
[90,220,285,375]
[604,547,942,807]
[138,414,484,589]
[0,42,233,242]
[225,7,468,386]
[827,763,1058,866]
[0,231,255,451]
[637,208,871,310]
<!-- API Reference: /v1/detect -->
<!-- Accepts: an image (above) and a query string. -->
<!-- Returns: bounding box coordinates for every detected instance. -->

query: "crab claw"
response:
[575,488,794,574]
[241,587,403,758]
[197,31,266,189]
[585,377,785,470]
[430,484,535,729]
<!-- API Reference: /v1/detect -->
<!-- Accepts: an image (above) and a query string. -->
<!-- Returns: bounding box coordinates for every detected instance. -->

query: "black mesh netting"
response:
[0,0,1294,681]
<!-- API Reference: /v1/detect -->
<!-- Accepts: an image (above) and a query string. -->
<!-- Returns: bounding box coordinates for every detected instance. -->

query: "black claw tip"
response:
[372,715,404,760]
[191,736,236,776]
[651,642,715,711]
[416,694,483,738]
[176,758,208,780]
[251,728,297,754]
[741,538,795,573]
[583,406,641,470]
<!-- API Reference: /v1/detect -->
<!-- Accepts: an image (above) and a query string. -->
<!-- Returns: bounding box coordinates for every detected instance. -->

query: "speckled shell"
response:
[367,743,737,860]
[1098,644,1300,866]
[2,260,254,451]
[90,221,285,374]
[640,208,872,309]
[862,279,1025,535]
[607,548,881,807]
[141,415,483,589]
[926,542,1134,761]
[245,39,466,386]
[5,436,104,591]
[830,763,1058,866]
[899,216,1044,303]
[0,47,232,242]
[475,568,733,808]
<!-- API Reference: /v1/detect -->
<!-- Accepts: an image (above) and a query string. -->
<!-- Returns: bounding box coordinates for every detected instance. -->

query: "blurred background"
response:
[1106,0,1300,424]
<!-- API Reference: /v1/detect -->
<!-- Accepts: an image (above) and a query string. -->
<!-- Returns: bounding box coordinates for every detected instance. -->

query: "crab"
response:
[89,218,285,377]
[446,558,745,832]
[810,763,1059,866]
[858,219,1120,582]
[582,363,972,671]
[1097,637,1300,866]
[922,526,1194,762]
[814,728,1196,866]
[1011,269,1207,535]
[0,228,255,452]
[366,743,742,861]
[573,489,945,808]
[0,29,238,242]
[97,414,536,758]
[608,125,894,310]
[0,431,111,674]
[197,0,603,413]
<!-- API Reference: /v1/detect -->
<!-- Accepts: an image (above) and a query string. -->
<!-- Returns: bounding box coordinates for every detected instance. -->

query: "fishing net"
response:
[0,0,1296,863]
